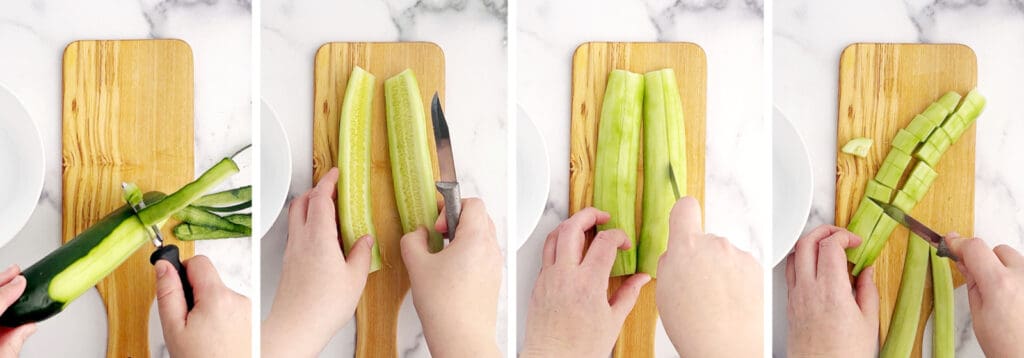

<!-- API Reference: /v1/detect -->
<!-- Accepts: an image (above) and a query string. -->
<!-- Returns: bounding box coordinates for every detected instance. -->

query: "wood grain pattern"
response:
[313,42,443,358]
[570,42,706,358]
[836,43,976,357]
[62,40,194,358]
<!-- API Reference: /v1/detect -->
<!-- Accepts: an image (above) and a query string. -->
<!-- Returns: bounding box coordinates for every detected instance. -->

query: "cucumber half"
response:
[338,66,382,271]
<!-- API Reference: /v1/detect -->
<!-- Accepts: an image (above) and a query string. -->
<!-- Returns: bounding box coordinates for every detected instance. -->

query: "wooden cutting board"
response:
[835,43,976,356]
[569,42,706,357]
[62,39,194,357]
[312,42,443,358]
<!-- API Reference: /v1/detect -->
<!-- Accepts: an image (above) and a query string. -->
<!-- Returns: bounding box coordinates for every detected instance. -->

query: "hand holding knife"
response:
[431,93,461,242]
[122,182,195,310]
[870,198,960,262]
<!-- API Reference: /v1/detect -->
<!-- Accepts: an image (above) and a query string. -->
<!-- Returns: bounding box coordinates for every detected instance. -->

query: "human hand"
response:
[521,208,650,357]
[401,198,502,357]
[946,234,1024,357]
[262,168,374,357]
[786,225,878,357]
[656,197,762,357]
[0,265,35,358]
[155,256,250,358]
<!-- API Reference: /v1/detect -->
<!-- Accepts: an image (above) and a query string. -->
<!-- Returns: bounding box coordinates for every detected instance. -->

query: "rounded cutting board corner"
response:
[260,100,292,239]
[773,108,813,266]
[0,84,45,248]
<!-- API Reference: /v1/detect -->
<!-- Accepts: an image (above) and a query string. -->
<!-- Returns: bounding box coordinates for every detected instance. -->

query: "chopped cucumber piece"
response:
[909,160,938,182]
[959,89,986,121]
[927,126,953,154]
[920,103,950,125]
[903,162,937,201]
[874,148,912,188]
[914,141,942,168]
[941,114,967,141]
[638,68,686,277]
[906,114,938,142]
[865,180,894,203]
[339,66,381,271]
[932,246,955,358]
[845,197,884,264]
[853,213,898,275]
[936,91,963,112]
[841,137,873,157]
[594,69,644,276]
[890,130,920,154]
[385,69,444,253]
[879,234,930,358]
[892,190,917,213]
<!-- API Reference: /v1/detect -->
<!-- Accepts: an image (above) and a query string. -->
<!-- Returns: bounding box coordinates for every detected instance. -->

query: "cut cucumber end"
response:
[841,137,873,157]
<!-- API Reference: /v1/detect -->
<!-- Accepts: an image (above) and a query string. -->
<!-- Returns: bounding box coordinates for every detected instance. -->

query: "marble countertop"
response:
[260,0,508,356]
[0,1,252,357]
[773,0,1024,356]
[515,0,767,355]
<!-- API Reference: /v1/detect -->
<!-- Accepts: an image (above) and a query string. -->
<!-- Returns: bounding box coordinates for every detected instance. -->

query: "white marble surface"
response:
[773,0,1024,356]
[0,1,252,357]
[260,0,508,356]
[516,0,768,355]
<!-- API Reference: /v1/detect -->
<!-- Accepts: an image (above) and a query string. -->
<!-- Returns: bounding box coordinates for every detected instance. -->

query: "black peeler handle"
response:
[150,245,195,311]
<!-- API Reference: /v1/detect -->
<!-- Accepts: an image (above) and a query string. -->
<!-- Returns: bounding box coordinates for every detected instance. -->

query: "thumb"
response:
[400,227,431,269]
[855,266,879,326]
[345,235,375,273]
[668,197,703,249]
[155,260,187,334]
[609,273,652,320]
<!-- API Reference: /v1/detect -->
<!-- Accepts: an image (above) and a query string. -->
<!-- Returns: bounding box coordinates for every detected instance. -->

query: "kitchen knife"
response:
[870,198,959,261]
[122,182,195,310]
[431,93,461,241]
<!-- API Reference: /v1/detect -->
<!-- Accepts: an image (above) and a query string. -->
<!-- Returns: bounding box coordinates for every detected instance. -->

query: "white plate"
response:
[259,101,292,239]
[0,85,44,247]
[772,109,813,265]
[516,109,550,249]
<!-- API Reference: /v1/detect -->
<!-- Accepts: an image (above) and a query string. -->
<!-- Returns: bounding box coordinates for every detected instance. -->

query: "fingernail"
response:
[155,263,168,278]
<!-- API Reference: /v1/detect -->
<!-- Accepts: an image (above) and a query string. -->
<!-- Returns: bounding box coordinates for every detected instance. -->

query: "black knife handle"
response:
[150,245,195,311]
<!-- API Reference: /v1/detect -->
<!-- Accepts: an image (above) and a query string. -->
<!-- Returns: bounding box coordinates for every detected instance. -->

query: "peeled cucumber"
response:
[339,66,382,271]
[593,69,644,277]
[384,69,443,253]
[932,247,955,358]
[638,69,685,277]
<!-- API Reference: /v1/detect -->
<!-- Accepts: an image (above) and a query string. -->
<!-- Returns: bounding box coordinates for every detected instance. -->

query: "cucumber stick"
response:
[339,66,382,271]
[852,213,898,276]
[385,69,443,253]
[931,247,955,358]
[0,157,239,326]
[593,69,644,277]
[638,69,685,277]
[845,197,884,264]
[879,234,930,358]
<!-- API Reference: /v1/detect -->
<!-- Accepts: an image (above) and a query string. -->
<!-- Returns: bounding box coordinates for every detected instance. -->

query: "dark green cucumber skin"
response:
[0,192,164,327]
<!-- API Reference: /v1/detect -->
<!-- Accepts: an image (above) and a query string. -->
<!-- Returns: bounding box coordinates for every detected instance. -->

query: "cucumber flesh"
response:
[936,91,963,112]
[864,180,894,203]
[875,148,912,188]
[638,68,685,277]
[879,234,930,358]
[841,137,873,157]
[339,66,382,271]
[384,69,443,252]
[906,115,938,142]
[890,130,920,154]
[594,69,644,277]
[137,158,239,226]
[891,190,917,214]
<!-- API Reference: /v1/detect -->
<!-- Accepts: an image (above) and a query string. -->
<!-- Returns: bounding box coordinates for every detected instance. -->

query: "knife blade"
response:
[870,198,959,261]
[431,93,461,241]
[121,182,195,310]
